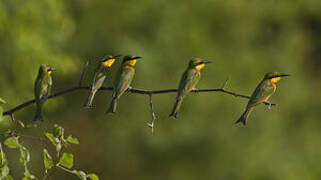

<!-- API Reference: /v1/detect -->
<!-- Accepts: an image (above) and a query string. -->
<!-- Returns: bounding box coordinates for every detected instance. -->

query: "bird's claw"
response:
[83,104,95,109]
[192,88,199,93]
[266,101,272,110]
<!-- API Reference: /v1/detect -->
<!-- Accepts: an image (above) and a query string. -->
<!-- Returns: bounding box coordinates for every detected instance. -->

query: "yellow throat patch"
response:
[103,59,115,68]
[195,64,205,71]
[128,60,137,66]
[48,71,52,75]
[271,77,281,84]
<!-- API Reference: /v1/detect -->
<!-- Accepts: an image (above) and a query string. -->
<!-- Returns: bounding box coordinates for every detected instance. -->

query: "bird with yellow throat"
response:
[235,72,290,125]
[169,58,213,118]
[84,54,121,108]
[34,64,56,121]
[107,55,142,113]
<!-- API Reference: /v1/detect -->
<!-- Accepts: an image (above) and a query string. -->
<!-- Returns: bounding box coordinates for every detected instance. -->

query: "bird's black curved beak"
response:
[279,74,290,77]
[49,68,56,72]
[114,54,122,58]
[203,60,214,64]
[133,56,142,60]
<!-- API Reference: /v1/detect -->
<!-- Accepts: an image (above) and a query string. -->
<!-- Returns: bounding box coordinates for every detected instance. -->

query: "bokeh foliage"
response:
[0,0,321,179]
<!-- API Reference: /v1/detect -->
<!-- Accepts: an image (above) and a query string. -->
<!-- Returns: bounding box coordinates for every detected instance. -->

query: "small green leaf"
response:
[74,170,87,180]
[0,148,7,165]
[1,165,10,176]
[88,174,99,180]
[0,98,6,105]
[59,153,74,169]
[53,124,64,138]
[66,135,79,145]
[43,149,54,171]
[20,146,30,163]
[45,133,59,147]
[4,137,20,149]
[22,169,35,179]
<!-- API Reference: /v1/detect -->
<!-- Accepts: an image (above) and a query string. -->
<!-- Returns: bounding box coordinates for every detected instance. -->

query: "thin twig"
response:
[221,77,230,89]
[56,164,75,174]
[147,94,156,133]
[0,143,4,165]
[9,113,15,122]
[0,130,47,143]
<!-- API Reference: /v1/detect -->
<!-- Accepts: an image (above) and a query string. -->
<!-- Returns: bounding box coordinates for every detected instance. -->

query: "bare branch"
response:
[147,94,156,133]
[3,84,275,117]
[221,77,230,89]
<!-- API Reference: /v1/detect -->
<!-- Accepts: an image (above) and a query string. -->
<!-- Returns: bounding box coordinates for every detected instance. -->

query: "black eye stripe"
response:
[269,75,281,79]
[102,58,114,62]
[194,62,204,66]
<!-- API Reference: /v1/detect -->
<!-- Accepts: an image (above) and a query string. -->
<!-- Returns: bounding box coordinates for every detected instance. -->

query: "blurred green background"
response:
[1,0,321,179]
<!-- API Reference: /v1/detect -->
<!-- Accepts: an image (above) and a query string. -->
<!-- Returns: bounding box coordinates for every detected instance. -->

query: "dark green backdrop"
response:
[0,0,321,179]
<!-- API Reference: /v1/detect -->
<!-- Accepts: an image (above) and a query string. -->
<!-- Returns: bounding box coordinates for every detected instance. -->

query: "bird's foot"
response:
[127,86,133,91]
[266,101,272,110]
[192,88,199,93]
[83,104,95,109]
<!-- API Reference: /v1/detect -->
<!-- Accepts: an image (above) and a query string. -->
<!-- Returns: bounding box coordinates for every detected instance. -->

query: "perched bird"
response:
[84,54,121,108]
[34,64,56,121]
[107,55,142,113]
[169,58,213,118]
[235,72,290,125]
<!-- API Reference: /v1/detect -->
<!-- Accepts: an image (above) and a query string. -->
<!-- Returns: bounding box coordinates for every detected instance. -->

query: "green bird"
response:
[107,55,142,113]
[169,58,213,118]
[84,54,121,108]
[235,72,290,125]
[34,64,56,121]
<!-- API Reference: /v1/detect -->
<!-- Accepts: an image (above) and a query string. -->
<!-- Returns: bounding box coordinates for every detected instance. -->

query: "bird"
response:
[169,58,213,118]
[84,54,121,108]
[34,64,56,121]
[107,55,142,113]
[235,72,290,125]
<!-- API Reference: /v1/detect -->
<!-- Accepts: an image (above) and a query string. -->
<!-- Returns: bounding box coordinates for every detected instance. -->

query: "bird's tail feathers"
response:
[107,98,118,114]
[33,105,43,122]
[235,107,254,125]
[169,96,184,119]
[84,91,96,108]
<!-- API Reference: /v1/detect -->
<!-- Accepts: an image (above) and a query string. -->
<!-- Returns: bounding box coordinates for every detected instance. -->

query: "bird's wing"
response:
[35,77,51,104]
[177,69,200,98]
[91,65,107,91]
[247,80,274,108]
[113,66,135,98]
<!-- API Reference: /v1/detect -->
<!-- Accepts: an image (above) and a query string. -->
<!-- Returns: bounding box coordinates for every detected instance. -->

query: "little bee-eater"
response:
[235,72,290,125]
[34,64,56,121]
[84,54,121,108]
[169,58,213,118]
[107,55,142,113]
